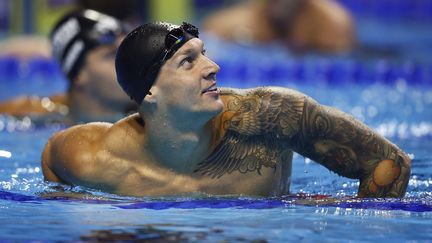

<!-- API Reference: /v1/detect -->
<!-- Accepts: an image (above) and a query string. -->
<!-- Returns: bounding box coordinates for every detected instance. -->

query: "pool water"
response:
[1,81,431,241]
[1,19,432,242]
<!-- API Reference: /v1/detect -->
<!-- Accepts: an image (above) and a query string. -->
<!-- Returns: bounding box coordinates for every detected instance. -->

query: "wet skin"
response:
[203,0,354,53]
[41,39,410,197]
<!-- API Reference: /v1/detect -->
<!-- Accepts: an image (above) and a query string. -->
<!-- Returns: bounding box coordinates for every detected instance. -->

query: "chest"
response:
[196,149,293,196]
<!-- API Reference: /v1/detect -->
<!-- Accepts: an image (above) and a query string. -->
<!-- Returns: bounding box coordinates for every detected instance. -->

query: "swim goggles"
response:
[160,22,199,63]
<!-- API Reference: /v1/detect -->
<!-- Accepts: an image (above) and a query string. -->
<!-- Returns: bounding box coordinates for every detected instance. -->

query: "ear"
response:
[141,86,159,113]
[142,86,159,104]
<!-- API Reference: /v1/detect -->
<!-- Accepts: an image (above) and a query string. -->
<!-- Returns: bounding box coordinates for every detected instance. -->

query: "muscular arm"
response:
[294,97,410,198]
[201,87,410,198]
[0,94,68,117]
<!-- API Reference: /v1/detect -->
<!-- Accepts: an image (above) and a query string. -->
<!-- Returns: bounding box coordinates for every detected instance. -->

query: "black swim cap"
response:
[115,22,199,104]
[50,9,125,81]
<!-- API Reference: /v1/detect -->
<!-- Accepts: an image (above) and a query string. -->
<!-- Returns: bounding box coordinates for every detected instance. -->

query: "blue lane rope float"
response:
[0,56,431,86]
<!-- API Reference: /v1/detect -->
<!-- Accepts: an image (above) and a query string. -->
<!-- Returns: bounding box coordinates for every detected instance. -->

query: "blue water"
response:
[0,81,431,241]
[1,19,432,241]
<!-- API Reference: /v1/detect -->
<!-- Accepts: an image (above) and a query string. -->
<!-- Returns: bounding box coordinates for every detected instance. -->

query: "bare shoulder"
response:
[0,94,68,123]
[41,113,147,193]
[199,87,308,178]
[0,96,48,115]
[219,87,309,118]
[41,122,112,183]
[44,114,145,160]
[312,0,353,22]
[307,0,354,51]
[211,87,309,143]
[51,122,112,146]
[219,86,308,104]
[203,2,254,39]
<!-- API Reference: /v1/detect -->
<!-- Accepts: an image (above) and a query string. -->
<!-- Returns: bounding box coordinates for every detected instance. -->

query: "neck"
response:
[143,110,214,173]
[67,90,125,123]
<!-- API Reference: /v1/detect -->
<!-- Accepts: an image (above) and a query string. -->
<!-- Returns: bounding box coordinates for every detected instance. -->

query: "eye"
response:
[185,56,193,63]
[180,56,194,67]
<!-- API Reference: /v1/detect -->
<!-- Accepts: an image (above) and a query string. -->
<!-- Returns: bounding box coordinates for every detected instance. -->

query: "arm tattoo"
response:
[195,88,411,198]
[194,88,304,178]
[295,99,411,198]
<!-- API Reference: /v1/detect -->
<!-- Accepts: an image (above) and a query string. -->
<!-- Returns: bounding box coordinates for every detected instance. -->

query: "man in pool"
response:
[41,22,411,198]
[0,9,135,124]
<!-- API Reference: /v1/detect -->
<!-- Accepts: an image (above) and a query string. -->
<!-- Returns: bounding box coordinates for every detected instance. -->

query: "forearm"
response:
[0,95,67,116]
[357,150,411,198]
[294,98,411,197]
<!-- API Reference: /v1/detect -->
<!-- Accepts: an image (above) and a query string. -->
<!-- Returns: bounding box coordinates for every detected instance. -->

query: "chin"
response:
[209,96,224,111]
[210,100,224,115]
[196,98,224,117]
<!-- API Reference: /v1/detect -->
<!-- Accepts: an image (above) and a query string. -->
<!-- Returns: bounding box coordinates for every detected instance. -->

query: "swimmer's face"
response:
[80,36,133,107]
[151,38,223,116]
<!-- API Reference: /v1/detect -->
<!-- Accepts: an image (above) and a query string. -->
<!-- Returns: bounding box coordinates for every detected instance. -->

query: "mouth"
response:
[202,83,219,95]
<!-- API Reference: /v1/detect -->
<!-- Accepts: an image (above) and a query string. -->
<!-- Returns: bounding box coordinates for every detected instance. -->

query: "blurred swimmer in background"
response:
[0,9,136,124]
[203,0,354,53]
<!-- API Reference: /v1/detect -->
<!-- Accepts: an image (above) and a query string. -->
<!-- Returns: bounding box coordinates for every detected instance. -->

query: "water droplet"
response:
[303,156,308,173]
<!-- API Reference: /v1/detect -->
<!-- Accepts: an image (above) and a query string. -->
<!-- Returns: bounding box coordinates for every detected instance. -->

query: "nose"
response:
[202,56,220,81]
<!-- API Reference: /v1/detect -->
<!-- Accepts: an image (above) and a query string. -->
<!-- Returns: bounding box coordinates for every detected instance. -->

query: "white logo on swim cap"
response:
[95,16,121,34]
[52,18,80,60]
[62,40,84,74]
[84,9,120,35]
[157,22,179,32]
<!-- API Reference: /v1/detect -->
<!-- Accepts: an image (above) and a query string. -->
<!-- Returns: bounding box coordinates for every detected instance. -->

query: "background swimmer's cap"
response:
[115,22,199,104]
[50,9,125,82]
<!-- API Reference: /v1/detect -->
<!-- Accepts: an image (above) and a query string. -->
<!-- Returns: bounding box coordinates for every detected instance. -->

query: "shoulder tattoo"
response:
[194,88,305,178]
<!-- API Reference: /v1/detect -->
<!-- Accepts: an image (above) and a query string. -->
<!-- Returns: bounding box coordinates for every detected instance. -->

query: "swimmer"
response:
[203,0,354,53]
[41,22,410,197]
[0,9,136,124]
